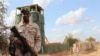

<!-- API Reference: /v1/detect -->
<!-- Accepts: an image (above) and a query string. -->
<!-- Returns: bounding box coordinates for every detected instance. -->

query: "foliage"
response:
[86,36,96,42]
[0,0,8,24]
[0,0,8,54]
[63,34,79,47]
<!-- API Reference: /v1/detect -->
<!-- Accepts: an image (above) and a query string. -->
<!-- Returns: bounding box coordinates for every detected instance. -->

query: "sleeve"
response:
[35,25,41,41]
[34,23,41,53]
[9,31,18,43]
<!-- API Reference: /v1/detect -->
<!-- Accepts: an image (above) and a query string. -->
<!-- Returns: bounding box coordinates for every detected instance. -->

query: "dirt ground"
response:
[0,44,100,56]
[39,43,100,56]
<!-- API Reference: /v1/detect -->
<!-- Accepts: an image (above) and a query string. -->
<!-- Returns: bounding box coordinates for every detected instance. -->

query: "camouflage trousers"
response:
[13,40,41,56]
[15,48,34,56]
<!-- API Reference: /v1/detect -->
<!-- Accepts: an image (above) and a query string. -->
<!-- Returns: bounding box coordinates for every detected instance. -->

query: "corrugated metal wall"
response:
[44,43,69,54]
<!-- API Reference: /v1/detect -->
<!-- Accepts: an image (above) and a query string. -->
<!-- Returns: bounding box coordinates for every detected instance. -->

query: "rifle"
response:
[10,26,37,56]
[9,41,16,56]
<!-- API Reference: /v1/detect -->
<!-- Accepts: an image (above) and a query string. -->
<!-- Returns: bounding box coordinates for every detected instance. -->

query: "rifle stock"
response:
[11,26,37,56]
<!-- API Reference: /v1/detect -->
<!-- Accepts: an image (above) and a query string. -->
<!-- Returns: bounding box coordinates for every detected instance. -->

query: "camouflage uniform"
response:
[9,21,41,56]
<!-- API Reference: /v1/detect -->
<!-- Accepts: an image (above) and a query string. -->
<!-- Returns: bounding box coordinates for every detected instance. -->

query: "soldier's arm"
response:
[35,25,41,41]
[10,31,23,46]
[9,32,18,42]
[34,24,41,53]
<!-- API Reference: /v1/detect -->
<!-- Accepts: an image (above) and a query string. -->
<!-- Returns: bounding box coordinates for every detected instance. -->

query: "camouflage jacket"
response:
[10,22,41,53]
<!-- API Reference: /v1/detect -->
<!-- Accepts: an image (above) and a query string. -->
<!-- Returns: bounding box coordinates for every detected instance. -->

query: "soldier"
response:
[9,9,41,56]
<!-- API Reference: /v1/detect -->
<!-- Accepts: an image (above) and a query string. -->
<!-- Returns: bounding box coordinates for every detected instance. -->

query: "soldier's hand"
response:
[14,39,23,46]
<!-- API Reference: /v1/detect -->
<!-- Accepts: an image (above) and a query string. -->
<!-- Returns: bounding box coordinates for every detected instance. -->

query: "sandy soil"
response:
[1,44,100,56]
[39,44,100,56]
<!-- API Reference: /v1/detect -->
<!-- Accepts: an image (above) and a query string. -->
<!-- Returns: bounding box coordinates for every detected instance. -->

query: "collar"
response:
[18,21,33,27]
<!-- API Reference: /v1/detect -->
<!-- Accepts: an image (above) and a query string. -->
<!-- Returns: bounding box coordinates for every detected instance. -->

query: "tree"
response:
[0,0,8,55]
[86,36,96,42]
[0,0,8,24]
[63,34,79,47]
